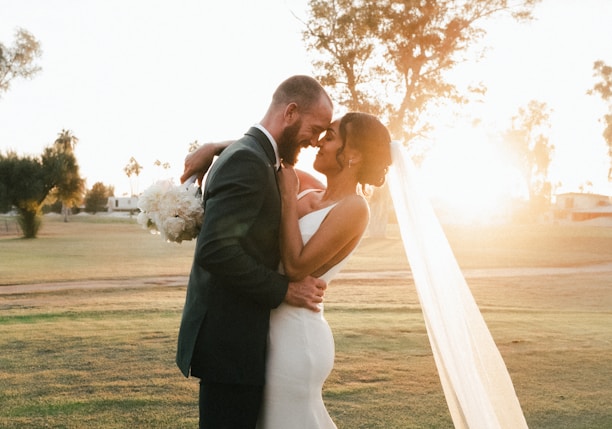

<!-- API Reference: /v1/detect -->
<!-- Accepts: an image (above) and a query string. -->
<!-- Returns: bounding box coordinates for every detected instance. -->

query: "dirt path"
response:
[0,276,188,295]
[2,263,612,295]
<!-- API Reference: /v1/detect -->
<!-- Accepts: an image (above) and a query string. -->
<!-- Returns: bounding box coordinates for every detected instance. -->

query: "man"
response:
[176,75,334,428]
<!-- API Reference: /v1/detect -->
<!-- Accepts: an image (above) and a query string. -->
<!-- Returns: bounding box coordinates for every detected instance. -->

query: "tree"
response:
[188,140,200,153]
[154,159,171,180]
[0,151,69,238]
[85,182,114,214]
[503,100,554,216]
[154,159,171,170]
[0,129,84,238]
[301,0,540,234]
[124,156,143,196]
[0,28,42,97]
[0,153,44,237]
[588,60,612,181]
[50,129,85,222]
[302,0,539,140]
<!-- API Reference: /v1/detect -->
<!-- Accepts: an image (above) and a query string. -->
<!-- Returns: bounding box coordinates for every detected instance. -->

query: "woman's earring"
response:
[348,159,353,168]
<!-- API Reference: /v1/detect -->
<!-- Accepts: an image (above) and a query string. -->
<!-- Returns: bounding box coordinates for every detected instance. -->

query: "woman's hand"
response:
[180,141,233,186]
[277,162,300,201]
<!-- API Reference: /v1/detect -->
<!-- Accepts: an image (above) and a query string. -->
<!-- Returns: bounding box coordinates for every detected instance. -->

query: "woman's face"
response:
[313,119,344,175]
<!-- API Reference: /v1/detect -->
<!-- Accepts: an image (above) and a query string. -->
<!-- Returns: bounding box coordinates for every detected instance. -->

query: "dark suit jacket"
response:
[176,127,289,385]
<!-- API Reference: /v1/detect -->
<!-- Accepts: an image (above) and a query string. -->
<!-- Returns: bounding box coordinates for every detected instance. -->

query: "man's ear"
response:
[283,102,299,125]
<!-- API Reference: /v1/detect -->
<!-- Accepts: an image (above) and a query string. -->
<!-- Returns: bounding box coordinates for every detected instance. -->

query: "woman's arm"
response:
[278,165,369,281]
[181,141,325,190]
[180,140,235,185]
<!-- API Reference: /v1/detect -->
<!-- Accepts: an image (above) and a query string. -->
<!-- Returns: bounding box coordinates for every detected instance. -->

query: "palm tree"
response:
[54,129,78,153]
[124,156,143,196]
[52,129,84,222]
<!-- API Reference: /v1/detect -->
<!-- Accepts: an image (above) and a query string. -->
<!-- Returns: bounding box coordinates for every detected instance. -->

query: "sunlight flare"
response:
[420,123,527,223]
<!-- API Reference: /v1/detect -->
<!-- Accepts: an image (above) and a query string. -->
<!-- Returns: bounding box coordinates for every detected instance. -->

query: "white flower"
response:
[137,179,203,243]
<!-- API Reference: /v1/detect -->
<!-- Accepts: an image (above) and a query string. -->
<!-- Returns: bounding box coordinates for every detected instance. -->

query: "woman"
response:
[257,112,391,428]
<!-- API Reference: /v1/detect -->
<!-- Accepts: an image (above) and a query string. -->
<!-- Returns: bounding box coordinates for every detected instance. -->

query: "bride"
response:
[268,115,529,428]
[258,112,391,428]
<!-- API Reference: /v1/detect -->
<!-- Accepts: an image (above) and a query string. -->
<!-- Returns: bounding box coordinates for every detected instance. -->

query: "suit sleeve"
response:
[194,149,288,308]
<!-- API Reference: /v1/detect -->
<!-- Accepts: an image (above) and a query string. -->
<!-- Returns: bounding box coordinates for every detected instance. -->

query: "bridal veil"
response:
[387,141,528,428]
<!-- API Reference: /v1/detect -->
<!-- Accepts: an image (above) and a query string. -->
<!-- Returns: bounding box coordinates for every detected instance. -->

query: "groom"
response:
[176,75,334,428]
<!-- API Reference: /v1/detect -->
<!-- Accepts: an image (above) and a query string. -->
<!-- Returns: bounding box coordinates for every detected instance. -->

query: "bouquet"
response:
[137,176,203,243]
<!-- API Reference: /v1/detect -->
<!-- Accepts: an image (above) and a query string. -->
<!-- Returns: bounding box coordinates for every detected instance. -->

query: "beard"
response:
[277,120,302,165]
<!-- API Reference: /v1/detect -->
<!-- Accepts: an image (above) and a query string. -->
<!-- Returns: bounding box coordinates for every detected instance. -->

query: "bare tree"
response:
[0,28,42,97]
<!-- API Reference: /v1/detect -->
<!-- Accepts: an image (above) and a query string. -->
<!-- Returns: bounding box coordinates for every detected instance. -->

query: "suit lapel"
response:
[245,127,278,169]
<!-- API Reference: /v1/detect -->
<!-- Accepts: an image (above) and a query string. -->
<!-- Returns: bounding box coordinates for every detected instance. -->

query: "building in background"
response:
[553,193,612,222]
[107,196,139,213]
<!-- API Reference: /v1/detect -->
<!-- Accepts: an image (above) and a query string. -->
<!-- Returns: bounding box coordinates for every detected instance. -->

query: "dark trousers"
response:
[199,380,263,429]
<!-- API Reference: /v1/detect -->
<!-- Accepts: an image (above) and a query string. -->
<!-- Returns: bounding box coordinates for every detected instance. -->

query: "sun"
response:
[295,124,528,224]
[418,124,526,224]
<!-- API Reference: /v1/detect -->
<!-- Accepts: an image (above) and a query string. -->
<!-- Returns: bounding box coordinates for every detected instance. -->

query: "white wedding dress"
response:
[257,194,347,429]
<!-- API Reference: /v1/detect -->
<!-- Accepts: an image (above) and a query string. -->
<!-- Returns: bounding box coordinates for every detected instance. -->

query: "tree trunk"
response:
[17,207,41,238]
[62,203,70,222]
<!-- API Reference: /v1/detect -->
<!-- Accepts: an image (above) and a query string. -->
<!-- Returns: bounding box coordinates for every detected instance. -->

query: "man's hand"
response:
[285,276,327,312]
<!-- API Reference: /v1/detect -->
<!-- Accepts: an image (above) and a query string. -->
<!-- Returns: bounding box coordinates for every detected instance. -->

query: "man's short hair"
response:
[271,75,331,112]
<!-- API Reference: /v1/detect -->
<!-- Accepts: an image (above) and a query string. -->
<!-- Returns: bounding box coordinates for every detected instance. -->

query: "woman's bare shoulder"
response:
[332,194,369,225]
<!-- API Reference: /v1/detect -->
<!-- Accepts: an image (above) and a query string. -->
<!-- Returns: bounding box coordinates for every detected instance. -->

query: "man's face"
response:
[277,119,302,165]
[278,96,332,165]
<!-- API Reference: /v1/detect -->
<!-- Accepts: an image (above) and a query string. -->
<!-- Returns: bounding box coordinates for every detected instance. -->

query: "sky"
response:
[0,0,611,212]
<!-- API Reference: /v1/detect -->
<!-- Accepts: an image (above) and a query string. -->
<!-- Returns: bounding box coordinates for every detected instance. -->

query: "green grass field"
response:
[1,214,611,428]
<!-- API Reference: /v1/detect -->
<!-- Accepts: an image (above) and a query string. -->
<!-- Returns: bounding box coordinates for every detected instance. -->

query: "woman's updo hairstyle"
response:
[338,112,392,190]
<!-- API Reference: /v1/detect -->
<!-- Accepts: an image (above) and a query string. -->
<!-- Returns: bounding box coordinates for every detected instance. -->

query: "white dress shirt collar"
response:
[253,123,280,170]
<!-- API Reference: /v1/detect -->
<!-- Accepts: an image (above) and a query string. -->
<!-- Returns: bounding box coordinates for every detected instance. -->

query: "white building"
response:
[554,192,612,222]
[107,196,139,213]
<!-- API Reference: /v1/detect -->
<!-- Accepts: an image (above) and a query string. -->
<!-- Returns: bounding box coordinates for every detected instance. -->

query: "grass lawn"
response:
[1,214,611,428]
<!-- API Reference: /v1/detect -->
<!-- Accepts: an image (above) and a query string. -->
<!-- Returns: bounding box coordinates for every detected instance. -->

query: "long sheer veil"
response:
[387,142,528,428]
